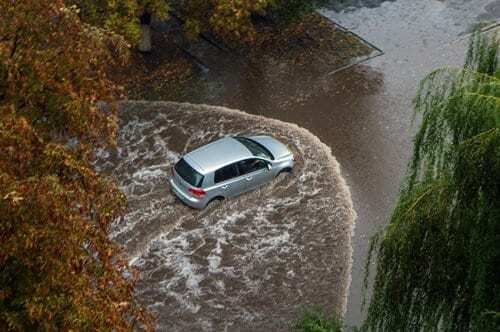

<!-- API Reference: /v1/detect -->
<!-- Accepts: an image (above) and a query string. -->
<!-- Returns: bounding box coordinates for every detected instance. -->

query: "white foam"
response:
[95,101,357,330]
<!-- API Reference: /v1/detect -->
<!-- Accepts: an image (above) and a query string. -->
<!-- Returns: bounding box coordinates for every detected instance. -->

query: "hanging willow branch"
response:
[363,33,500,332]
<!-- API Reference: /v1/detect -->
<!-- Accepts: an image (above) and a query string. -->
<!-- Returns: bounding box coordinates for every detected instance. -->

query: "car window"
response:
[174,158,204,187]
[214,163,239,183]
[237,159,267,175]
[234,137,274,160]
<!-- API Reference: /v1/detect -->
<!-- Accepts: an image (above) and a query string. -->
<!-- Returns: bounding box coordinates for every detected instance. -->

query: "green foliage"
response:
[69,0,327,45]
[67,0,169,43]
[176,0,276,41]
[270,0,329,23]
[295,307,344,332]
[70,0,327,44]
[176,0,328,42]
[364,33,500,331]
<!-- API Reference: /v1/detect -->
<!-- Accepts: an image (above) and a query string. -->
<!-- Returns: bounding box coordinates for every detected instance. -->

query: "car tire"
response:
[206,197,224,209]
[276,168,292,177]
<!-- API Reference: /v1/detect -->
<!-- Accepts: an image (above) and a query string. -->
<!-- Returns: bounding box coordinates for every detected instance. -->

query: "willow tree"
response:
[364,34,500,331]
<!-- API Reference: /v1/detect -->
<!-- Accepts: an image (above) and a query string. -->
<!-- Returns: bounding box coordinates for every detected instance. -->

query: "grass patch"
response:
[295,307,344,332]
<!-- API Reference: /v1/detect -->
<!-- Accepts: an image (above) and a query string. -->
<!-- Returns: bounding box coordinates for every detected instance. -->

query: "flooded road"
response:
[148,0,498,327]
[96,102,355,331]
[101,0,500,329]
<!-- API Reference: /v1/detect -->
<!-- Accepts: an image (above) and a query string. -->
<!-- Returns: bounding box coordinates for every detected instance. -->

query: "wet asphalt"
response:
[320,0,499,325]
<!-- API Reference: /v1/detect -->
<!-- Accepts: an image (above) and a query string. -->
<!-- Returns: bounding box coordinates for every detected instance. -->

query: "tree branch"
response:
[10,33,19,58]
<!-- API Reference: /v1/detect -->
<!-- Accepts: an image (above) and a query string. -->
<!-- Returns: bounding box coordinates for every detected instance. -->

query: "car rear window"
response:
[174,158,204,187]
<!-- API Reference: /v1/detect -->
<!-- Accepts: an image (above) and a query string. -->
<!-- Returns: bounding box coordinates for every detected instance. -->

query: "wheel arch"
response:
[208,196,225,203]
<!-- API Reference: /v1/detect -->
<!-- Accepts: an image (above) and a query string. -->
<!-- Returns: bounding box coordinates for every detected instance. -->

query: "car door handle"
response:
[245,176,252,181]
[221,185,229,189]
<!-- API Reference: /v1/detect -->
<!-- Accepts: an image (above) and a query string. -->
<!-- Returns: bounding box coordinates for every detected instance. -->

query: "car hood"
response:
[249,136,292,160]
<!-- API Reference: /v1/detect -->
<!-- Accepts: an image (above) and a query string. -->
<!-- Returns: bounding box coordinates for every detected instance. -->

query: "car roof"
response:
[183,137,252,174]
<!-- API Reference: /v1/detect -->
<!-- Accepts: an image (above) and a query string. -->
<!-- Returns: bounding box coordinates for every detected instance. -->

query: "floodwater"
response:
[163,0,499,327]
[169,0,499,327]
[159,0,499,327]
[101,0,499,329]
[95,101,356,331]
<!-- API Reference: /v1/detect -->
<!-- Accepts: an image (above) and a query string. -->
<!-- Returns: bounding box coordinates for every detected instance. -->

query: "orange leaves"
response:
[0,1,152,330]
[0,160,143,330]
[3,191,24,205]
[0,108,43,178]
[1,0,124,147]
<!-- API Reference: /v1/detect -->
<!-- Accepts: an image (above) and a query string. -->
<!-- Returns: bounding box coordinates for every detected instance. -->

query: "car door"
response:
[213,163,246,197]
[236,158,270,193]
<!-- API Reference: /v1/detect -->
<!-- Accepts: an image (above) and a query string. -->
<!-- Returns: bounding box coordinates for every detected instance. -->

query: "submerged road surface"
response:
[96,0,499,329]
[95,101,355,331]
[155,0,500,326]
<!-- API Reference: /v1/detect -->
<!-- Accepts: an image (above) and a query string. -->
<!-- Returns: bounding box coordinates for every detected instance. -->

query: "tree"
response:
[69,0,326,48]
[66,0,169,51]
[364,33,500,331]
[176,0,274,42]
[0,1,152,330]
[177,0,327,42]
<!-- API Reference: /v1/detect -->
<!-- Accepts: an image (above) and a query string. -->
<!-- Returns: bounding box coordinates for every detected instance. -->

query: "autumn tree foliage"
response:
[177,0,274,41]
[176,0,327,42]
[66,0,169,43]
[0,1,152,330]
[67,0,325,46]
[71,0,276,43]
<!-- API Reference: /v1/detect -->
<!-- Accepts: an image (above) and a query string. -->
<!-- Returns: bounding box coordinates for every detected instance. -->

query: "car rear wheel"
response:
[276,167,292,177]
[206,196,224,209]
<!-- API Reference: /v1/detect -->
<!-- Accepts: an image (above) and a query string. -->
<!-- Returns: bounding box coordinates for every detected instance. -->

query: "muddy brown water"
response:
[158,3,497,328]
[98,0,499,329]
[171,1,499,327]
[142,0,498,327]
[95,101,356,331]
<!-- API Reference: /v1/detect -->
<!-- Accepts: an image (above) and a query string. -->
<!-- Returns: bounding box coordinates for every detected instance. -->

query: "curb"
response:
[316,12,384,76]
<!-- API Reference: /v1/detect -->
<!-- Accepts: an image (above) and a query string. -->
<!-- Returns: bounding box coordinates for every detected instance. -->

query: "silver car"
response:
[169,136,294,209]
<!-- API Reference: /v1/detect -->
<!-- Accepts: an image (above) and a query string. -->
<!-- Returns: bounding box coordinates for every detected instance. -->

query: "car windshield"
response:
[235,137,274,160]
[174,158,204,187]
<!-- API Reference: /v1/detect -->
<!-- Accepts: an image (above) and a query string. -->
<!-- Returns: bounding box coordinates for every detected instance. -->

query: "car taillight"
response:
[188,188,206,197]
